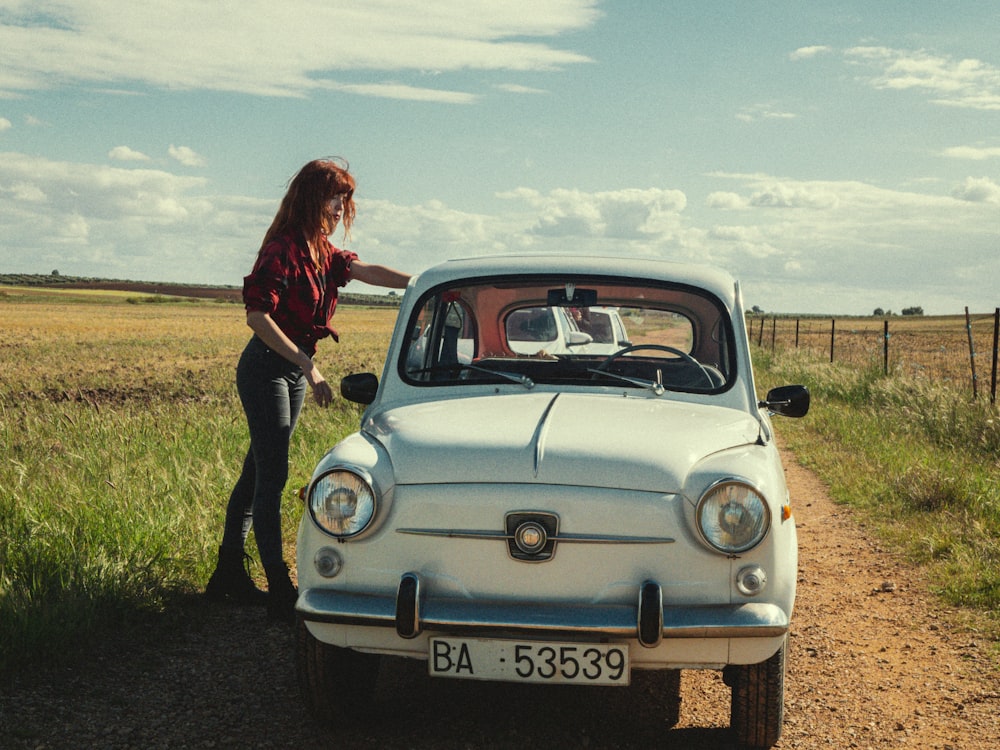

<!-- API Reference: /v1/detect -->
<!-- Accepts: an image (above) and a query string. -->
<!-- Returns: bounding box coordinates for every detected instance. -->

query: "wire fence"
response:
[748,308,1000,404]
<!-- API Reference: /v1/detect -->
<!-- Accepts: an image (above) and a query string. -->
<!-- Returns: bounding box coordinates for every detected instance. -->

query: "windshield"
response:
[401,276,734,394]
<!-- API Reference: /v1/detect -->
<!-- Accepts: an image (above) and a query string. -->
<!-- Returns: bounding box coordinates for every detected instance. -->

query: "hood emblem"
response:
[506,511,558,562]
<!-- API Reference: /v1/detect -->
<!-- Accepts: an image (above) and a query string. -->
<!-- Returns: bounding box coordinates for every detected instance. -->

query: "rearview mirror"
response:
[547,286,597,307]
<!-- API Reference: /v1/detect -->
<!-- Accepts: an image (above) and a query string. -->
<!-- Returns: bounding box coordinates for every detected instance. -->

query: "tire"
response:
[726,637,787,750]
[295,618,381,724]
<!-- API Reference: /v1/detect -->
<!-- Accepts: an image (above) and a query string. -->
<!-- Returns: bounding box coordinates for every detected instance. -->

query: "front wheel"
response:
[296,618,381,724]
[725,637,787,749]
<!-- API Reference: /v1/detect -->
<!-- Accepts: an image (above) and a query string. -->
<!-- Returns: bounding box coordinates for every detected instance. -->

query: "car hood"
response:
[363,392,762,492]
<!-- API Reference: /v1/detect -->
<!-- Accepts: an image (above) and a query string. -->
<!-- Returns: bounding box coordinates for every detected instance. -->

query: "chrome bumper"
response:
[297,573,789,648]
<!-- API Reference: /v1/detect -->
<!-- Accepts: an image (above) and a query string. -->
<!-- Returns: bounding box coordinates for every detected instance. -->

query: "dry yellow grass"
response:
[751,313,998,393]
[0,288,399,403]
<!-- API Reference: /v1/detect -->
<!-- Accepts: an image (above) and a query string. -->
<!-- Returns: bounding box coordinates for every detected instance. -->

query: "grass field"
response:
[2,287,997,675]
[754,346,1000,651]
[0,286,399,674]
[750,313,999,398]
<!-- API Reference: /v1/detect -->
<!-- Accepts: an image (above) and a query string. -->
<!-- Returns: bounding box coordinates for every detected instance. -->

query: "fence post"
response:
[830,318,836,363]
[965,307,978,401]
[991,307,998,405]
[795,319,800,348]
[771,318,776,351]
[883,319,889,376]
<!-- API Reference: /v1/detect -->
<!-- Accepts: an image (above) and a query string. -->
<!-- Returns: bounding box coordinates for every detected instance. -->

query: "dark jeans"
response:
[220,335,307,569]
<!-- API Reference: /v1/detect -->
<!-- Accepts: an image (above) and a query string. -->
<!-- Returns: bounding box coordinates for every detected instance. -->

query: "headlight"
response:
[696,480,770,554]
[308,468,377,539]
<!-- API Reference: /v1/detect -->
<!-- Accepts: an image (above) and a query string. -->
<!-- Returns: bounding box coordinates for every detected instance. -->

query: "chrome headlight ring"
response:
[696,478,771,554]
[307,466,378,539]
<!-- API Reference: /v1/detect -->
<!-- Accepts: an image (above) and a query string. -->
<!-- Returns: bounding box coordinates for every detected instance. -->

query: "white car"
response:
[573,305,631,355]
[295,255,809,749]
[505,304,630,356]
[505,304,591,356]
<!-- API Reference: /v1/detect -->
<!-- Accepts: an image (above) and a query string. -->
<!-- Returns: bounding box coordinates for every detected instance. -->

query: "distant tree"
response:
[51,269,60,276]
[873,307,885,317]
[901,306,924,316]
[750,305,764,315]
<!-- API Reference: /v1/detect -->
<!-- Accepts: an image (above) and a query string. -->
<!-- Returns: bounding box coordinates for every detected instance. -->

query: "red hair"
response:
[259,158,357,265]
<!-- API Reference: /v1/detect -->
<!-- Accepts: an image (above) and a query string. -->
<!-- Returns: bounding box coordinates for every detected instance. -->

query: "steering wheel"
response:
[594,344,716,388]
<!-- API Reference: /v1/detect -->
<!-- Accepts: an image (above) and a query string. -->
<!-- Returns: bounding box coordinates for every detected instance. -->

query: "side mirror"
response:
[565,331,594,347]
[759,385,810,418]
[341,372,379,405]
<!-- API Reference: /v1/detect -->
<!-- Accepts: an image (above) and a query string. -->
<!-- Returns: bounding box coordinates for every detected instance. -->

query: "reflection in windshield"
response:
[403,278,731,393]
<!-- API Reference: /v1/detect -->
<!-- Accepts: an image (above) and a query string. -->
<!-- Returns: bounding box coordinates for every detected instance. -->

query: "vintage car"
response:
[295,255,809,749]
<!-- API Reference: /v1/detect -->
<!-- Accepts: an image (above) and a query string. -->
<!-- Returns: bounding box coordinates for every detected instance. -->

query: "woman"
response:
[205,158,410,622]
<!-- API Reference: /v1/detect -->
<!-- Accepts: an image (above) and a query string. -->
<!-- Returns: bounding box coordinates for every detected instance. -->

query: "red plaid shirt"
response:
[242,231,357,356]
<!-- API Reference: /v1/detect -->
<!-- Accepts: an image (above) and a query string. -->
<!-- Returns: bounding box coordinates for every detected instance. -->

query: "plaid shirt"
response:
[242,231,357,356]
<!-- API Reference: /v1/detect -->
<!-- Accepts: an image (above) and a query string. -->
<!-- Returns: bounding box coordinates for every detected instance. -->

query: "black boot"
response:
[265,562,298,625]
[205,546,269,606]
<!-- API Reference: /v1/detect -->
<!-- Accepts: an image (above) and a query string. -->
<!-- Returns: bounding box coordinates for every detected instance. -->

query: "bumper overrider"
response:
[297,573,789,648]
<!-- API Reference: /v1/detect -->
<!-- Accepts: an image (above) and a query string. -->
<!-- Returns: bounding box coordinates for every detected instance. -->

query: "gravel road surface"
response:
[2,449,998,749]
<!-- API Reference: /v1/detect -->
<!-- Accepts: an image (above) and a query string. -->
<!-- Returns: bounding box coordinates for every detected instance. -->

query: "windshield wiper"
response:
[463,363,534,388]
[408,363,534,389]
[586,368,665,396]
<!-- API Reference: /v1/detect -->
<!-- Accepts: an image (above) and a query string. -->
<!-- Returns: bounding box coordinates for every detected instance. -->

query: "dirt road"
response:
[2,450,997,749]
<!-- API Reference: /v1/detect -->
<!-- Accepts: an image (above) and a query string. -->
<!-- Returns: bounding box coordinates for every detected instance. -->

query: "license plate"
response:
[429,637,630,686]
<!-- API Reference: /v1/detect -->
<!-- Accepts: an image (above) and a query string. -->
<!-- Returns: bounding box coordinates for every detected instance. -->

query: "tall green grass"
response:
[0,294,393,676]
[755,347,1000,641]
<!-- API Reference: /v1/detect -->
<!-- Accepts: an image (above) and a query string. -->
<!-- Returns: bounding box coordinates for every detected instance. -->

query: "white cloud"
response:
[747,182,840,210]
[790,46,831,61]
[496,83,548,95]
[706,191,748,210]
[108,145,150,162]
[708,225,780,259]
[0,1,598,101]
[4,181,47,202]
[0,151,255,280]
[693,172,1000,312]
[500,187,687,240]
[736,104,797,123]
[168,145,206,167]
[0,117,11,132]
[942,145,1000,160]
[1,153,997,314]
[320,80,479,104]
[952,176,1000,204]
[846,47,1000,110]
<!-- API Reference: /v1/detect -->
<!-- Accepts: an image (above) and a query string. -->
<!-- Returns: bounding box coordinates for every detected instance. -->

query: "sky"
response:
[0,1,998,315]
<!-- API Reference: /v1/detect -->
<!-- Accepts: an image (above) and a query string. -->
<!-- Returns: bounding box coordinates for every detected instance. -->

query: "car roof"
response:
[410,254,739,312]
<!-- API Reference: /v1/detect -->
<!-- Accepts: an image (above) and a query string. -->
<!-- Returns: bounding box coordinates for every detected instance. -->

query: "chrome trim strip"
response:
[299,589,788,640]
[532,393,561,477]
[397,528,508,540]
[396,528,675,544]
